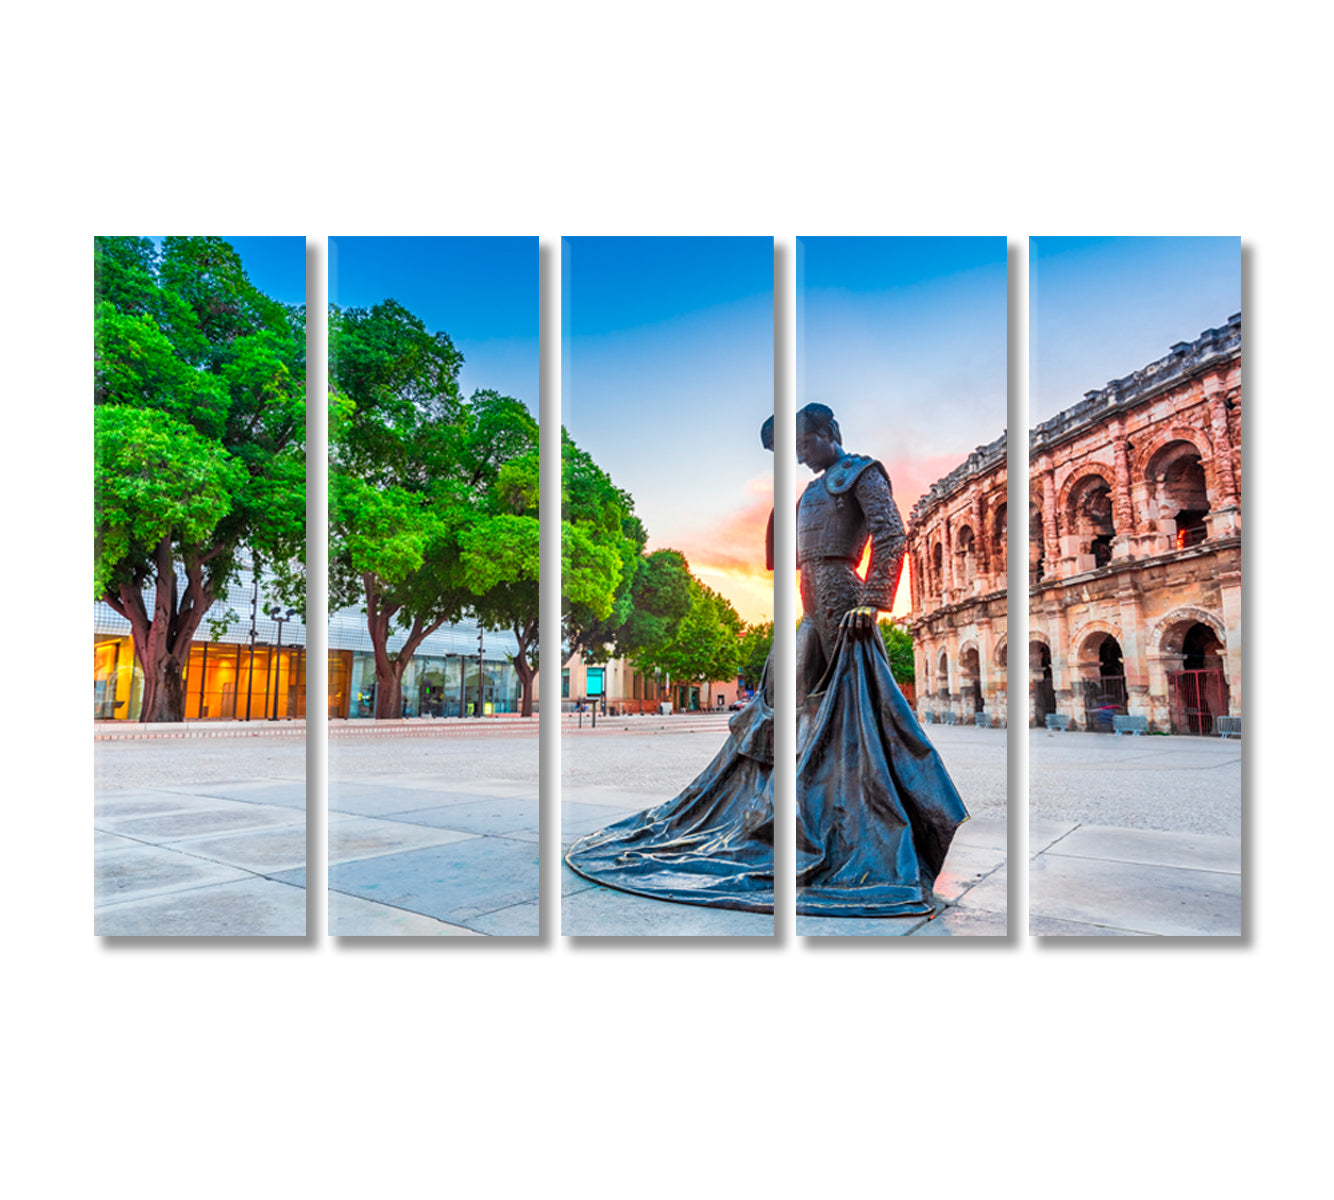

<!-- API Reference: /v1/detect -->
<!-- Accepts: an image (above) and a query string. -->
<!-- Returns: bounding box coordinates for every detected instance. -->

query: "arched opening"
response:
[992,503,1007,580]
[931,542,944,596]
[1164,618,1229,734]
[1029,640,1054,726]
[1029,503,1045,585]
[1067,474,1116,568]
[956,525,977,587]
[936,649,949,701]
[1148,440,1211,549]
[960,646,982,714]
[1078,630,1126,731]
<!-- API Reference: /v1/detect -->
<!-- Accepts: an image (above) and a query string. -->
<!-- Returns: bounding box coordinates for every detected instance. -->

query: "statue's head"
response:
[796,403,843,471]
[760,415,774,452]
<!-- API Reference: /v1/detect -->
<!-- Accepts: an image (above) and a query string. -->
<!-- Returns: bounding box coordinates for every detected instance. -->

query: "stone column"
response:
[1112,420,1135,535]
[1116,583,1150,724]
[1041,467,1059,576]
[1218,566,1242,717]
[1202,372,1238,505]
[942,518,954,602]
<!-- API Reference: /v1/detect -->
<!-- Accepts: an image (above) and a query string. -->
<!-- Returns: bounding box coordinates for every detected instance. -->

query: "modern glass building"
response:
[94,558,523,721]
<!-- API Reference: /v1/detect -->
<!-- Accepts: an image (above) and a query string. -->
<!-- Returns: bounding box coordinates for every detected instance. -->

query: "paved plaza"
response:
[95,716,1241,937]
[94,736,308,936]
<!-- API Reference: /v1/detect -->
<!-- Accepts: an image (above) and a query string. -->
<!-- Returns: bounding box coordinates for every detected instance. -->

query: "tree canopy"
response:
[94,236,306,721]
[329,302,541,717]
[879,619,916,686]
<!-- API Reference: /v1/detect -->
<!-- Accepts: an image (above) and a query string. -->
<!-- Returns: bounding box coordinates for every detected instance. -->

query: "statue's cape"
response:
[823,453,889,495]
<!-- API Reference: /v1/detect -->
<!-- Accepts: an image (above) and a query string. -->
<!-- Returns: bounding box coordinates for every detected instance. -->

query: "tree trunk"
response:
[363,573,449,721]
[104,537,216,723]
[513,618,537,718]
[374,658,406,720]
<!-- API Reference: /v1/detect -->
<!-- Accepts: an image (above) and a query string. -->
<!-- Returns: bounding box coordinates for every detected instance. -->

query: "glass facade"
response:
[93,635,307,722]
[325,651,522,719]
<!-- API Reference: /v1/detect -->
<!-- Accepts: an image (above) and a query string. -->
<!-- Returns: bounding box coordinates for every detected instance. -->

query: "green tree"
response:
[94,236,306,722]
[737,620,774,692]
[560,430,644,658]
[879,619,916,687]
[634,577,744,688]
[329,300,476,719]
[458,394,541,717]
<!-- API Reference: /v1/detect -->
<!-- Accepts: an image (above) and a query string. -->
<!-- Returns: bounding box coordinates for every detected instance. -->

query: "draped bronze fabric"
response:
[563,657,775,912]
[565,448,968,917]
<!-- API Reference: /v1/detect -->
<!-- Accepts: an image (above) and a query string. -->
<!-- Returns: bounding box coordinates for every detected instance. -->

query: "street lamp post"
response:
[476,626,484,717]
[265,605,297,720]
[244,575,258,721]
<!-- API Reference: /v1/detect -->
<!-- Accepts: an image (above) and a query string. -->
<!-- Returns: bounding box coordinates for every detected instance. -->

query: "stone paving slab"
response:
[176,780,309,809]
[796,912,926,937]
[380,796,539,836]
[1029,853,1240,936]
[1030,820,1080,855]
[331,775,538,801]
[330,892,482,937]
[910,906,1009,937]
[561,802,640,839]
[563,884,774,937]
[329,786,523,817]
[93,792,209,819]
[162,824,310,875]
[951,816,1008,852]
[465,900,540,936]
[308,837,540,928]
[953,866,1008,914]
[561,860,601,898]
[560,785,672,812]
[95,799,304,841]
[1029,916,1153,937]
[1043,825,1241,873]
[329,817,478,866]
[933,844,1007,902]
[96,843,254,905]
[95,876,306,936]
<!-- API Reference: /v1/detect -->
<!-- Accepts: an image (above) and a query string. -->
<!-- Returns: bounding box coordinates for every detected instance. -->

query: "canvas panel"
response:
[560,236,776,937]
[94,236,309,936]
[327,236,539,937]
[794,236,1010,938]
[1027,236,1242,937]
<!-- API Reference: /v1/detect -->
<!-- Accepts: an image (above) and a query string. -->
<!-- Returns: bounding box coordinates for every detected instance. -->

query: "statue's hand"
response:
[840,606,878,639]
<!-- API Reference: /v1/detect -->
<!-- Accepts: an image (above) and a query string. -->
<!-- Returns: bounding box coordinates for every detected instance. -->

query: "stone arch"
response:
[1149,606,1227,659]
[930,539,944,595]
[1056,464,1115,518]
[935,648,950,698]
[1072,618,1122,659]
[1062,469,1117,567]
[1028,499,1046,584]
[994,633,1008,668]
[958,640,983,714]
[991,502,1007,578]
[955,524,977,586]
[1142,436,1213,544]
[1133,425,1212,482]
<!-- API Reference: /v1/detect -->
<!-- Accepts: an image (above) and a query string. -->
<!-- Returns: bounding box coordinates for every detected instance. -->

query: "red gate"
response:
[1167,669,1228,735]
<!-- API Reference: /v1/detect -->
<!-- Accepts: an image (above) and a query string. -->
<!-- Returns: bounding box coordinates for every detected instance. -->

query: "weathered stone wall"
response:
[907,313,1241,733]
[907,433,1009,725]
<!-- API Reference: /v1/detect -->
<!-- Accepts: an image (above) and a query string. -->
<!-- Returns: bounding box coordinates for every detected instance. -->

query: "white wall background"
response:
[4,4,1325,1197]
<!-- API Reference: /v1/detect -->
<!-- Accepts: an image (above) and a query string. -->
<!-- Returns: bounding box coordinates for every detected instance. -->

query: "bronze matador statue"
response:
[564,407,967,917]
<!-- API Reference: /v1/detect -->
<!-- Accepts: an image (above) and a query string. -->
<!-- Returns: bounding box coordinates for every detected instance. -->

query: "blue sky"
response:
[223,237,306,306]
[330,236,538,413]
[1030,237,1240,424]
[798,236,1009,538]
[563,236,774,622]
